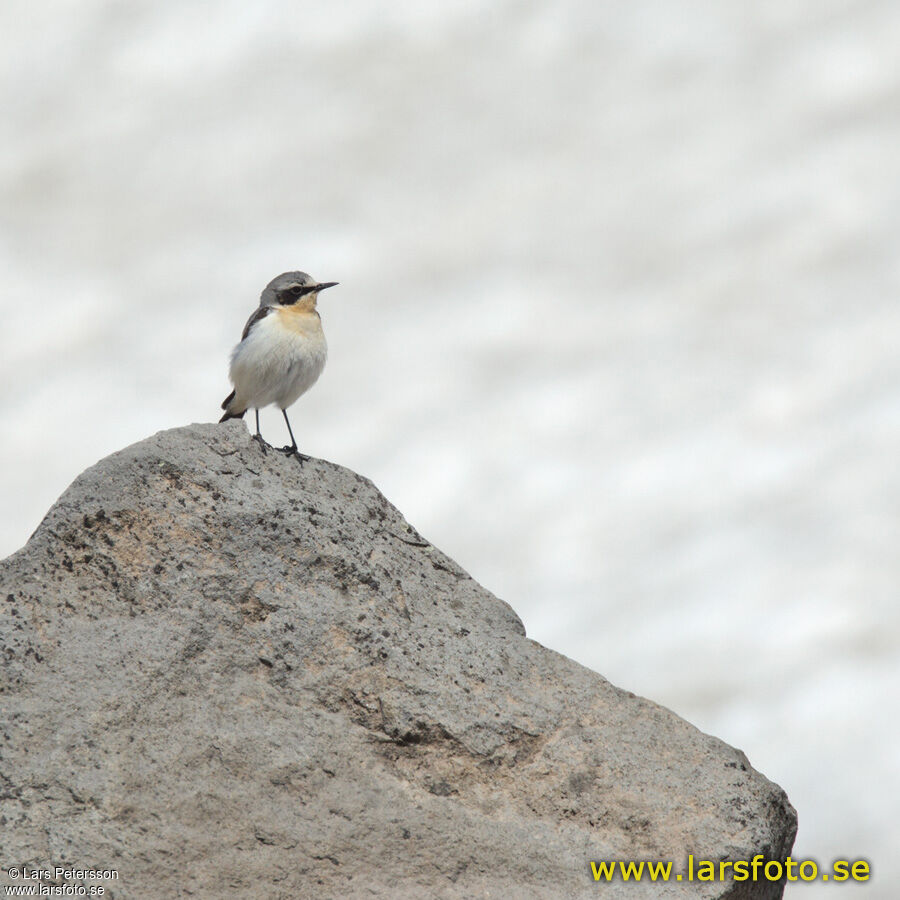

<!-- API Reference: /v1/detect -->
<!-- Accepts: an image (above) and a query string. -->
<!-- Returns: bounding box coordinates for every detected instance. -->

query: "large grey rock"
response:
[0,423,796,898]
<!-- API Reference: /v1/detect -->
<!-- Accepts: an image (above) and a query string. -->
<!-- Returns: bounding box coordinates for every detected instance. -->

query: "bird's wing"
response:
[241,304,273,341]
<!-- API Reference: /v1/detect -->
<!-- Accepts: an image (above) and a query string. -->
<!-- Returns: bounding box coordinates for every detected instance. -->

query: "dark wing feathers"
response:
[218,307,273,421]
[241,304,273,341]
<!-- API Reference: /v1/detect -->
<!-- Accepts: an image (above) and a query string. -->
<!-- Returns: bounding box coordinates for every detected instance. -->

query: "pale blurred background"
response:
[1,0,897,895]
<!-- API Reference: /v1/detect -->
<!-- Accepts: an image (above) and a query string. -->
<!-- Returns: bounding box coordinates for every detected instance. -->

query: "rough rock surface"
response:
[0,423,796,899]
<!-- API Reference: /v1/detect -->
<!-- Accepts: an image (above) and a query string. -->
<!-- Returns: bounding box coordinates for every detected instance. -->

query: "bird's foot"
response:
[280,445,309,465]
[252,433,270,455]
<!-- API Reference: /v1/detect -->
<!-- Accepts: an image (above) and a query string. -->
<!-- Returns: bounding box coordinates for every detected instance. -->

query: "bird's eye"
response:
[290,286,303,296]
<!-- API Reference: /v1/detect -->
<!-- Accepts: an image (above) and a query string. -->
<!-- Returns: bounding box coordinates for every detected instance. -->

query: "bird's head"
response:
[260,271,338,310]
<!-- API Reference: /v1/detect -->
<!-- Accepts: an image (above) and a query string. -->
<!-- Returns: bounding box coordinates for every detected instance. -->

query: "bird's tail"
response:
[219,390,246,423]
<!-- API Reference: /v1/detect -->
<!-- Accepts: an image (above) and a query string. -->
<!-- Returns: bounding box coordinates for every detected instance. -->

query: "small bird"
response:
[219,271,338,457]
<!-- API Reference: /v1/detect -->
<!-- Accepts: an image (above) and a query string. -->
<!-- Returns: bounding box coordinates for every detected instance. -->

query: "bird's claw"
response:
[280,445,309,465]
[252,434,269,454]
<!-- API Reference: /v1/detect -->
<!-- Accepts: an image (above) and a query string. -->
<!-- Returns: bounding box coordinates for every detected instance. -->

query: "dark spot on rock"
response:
[426,780,455,797]
[568,771,593,795]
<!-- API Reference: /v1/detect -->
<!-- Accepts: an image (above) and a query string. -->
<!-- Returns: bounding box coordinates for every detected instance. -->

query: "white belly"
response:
[229,312,327,411]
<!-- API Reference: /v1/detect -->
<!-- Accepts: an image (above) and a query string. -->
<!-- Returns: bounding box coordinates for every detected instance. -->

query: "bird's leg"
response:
[252,409,268,454]
[280,409,309,463]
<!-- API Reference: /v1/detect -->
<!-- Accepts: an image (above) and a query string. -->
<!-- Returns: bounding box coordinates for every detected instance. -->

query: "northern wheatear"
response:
[219,271,338,457]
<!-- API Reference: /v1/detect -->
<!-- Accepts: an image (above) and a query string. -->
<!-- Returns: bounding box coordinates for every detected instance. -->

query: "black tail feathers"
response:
[219,390,245,423]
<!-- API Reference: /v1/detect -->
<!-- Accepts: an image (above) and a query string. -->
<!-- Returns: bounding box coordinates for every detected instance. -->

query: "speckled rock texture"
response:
[0,423,796,899]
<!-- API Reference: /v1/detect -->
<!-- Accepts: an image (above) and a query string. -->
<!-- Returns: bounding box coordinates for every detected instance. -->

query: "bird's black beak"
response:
[315,282,338,292]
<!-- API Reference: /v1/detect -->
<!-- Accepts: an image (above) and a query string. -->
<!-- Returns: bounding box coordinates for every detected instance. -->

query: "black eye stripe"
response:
[279,284,317,304]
